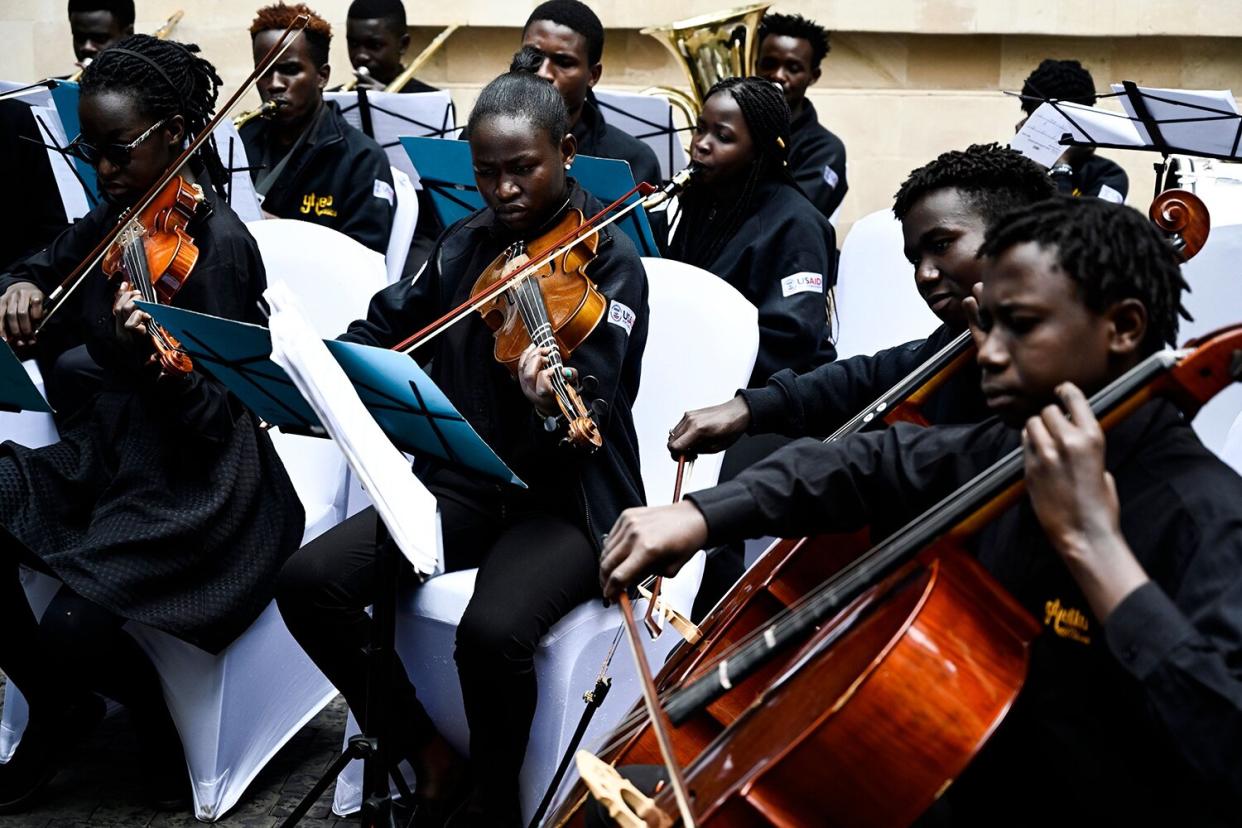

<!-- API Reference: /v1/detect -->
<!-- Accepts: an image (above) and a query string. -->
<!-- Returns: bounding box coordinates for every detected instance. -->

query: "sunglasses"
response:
[66,116,170,168]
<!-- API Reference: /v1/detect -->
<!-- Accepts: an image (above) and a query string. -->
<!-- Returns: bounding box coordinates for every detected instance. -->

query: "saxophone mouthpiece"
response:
[642,162,701,209]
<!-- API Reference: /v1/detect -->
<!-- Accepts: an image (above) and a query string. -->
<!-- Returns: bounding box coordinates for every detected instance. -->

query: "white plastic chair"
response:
[385,166,419,284]
[332,258,760,822]
[833,208,938,361]
[1223,412,1242,475]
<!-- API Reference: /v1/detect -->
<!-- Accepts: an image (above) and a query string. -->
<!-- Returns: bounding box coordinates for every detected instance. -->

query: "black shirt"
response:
[689,400,1242,824]
[0,100,70,271]
[1057,152,1129,202]
[240,100,395,254]
[739,322,988,437]
[787,99,848,220]
[339,180,649,545]
[669,178,838,387]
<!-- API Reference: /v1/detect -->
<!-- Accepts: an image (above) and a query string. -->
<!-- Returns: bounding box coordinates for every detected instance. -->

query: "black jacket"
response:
[574,94,662,188]
[788,99,848,220]
[339,181,648,546]
[1057,152,1129,202]
[0,100,70,271]
[240,100,395,253]
[689,400,1242,824]
[670,178,838,387]
[738,322,988,437]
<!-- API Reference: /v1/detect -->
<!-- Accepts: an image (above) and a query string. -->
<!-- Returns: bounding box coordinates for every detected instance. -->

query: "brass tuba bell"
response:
[640,3,771,125]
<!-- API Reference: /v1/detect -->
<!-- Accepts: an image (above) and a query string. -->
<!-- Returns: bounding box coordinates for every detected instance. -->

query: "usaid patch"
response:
[373,179,395,205]
[607,300,636,335]
[781,272,824,297]
[822,165,839,190]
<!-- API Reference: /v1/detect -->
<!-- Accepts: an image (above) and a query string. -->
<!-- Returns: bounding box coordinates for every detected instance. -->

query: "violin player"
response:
[0,35,303,813]
[275,69,649,828]
[600,196,1242,825]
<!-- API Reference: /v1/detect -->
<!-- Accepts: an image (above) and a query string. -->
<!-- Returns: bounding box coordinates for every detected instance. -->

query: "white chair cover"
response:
[834,208,938,360]
[332,259,760,822]
[593,89,689,182]
[1223,412,1242,475]
[385,166,419,284]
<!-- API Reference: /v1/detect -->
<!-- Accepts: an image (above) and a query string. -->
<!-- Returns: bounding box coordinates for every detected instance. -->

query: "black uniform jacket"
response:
[0,184,304,653]
[738,322,988,438]
[339,180,648,546]
[672,178,837,387]
[0,100,70,271]
[788,99,848,220]
[1060,152,1129,201]
[689,399,1242,824]
[575,93,662,188]
[240,100,395,254]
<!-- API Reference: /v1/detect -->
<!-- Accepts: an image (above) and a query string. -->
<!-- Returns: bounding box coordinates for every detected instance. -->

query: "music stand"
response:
[0,342,53,415]
[325,89,457,186]
[593,88,690,181]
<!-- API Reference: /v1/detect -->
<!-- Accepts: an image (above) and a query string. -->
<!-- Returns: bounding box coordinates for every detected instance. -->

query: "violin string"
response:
[512,270,576,413]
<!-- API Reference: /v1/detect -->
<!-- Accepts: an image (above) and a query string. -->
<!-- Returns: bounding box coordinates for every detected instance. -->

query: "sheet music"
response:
[30,104,91,220]
[324,89,455,188]
[594,88,689,181]
[0,80,54,108]
[1010,100,1143,167]
[1112,84,1242,159]
[212,120,263,222]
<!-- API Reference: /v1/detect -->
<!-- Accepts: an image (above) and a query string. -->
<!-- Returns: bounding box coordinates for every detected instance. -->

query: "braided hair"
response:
[892,143,1055,225]
[979,197,1189,353]
[669,76,793,269]
[1020,59,1097,115]
[467,70,569,148]
[759,12,831,69]
[80,34,228,199]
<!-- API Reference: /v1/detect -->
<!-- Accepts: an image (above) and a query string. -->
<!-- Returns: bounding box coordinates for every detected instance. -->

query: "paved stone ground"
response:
[0,676,360,827]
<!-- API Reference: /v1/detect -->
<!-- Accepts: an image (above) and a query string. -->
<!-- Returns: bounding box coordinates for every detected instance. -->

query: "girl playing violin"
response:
[276,69,649,827]
[0,36,304,811]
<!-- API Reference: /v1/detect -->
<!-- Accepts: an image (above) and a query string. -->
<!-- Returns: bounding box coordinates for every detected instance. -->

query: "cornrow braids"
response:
[1020,58,1097,115]
[979,197,1190,353]
[759,12,831,69]
[892,142,1055,225]
[467,70,569,149]
[81,34,229,200]
[251,3,332,67]
[670,76,794,269]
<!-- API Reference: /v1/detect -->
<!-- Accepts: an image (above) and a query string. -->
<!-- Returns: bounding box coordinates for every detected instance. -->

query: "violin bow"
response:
[641,455,701,642]
[390,164,697,357]
[36,14,311,332]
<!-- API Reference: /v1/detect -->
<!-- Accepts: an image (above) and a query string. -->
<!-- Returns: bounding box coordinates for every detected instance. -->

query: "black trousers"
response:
[275,475,599,826]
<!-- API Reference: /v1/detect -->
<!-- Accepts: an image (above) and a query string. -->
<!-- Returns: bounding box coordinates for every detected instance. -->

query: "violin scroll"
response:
[1149,188,1210,260]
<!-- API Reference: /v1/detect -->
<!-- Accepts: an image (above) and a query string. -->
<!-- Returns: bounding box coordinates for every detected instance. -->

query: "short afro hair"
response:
[979,197,1189,353]
[1020,59,1097,115]
[892,142,1056,225]
[467,69,569,149]
[759,12,831,70]
[250,3,332,68]
[524,0,604,66]
[347,0,406,36]
[67,0,135,28]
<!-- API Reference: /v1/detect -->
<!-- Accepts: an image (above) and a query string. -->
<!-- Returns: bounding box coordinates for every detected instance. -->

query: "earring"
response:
[564,163,572,170]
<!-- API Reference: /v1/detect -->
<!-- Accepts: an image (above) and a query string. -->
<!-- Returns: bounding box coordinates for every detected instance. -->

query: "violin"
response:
[102,174,204,375]
[472,205,607,451]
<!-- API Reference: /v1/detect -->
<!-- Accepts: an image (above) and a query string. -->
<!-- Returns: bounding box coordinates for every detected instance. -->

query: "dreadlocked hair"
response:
[892,142,1055,225]
[759,12,831,69]
[467,70,569,148]
[1020,58,1097,115]
[81,35,229,200]
[251,3,332,67]
[980,197,1190,353]
[670,76,793,269]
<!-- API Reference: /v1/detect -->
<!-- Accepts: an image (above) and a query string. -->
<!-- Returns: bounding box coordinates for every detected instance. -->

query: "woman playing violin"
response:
[276,69,649,827]
[0,36,304,812]
[599,198,1242,825]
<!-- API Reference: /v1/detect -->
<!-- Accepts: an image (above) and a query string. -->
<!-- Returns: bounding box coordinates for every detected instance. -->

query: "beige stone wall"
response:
[3,1,1239,235]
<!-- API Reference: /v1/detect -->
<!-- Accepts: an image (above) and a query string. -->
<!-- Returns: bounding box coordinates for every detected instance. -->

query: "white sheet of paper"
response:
[265,282,442,577]
[0,80,54,108]
[212,120,264,223]
[29,104,91,220]
[1011,100,1144,167]
[1112,84,1242,159]
[324,89,455,190]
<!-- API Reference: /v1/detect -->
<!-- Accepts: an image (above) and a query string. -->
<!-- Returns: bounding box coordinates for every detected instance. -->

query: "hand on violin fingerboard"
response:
[0,281,47,349]
[112,281,155,355]
[518,344,574,418]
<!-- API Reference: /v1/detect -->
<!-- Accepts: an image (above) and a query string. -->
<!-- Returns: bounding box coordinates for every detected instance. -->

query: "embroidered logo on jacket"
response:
[300,193,337,217]
[1044,598,1091,645]
[781,272,824,298]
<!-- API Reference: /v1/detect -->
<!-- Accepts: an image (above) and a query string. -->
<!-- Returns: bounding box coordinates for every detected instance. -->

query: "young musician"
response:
[600,197,1242,824]
[0,35,303,812]
[67,0,134,74]
[1016,58,1129,202]
[520,0,661,187]
[679,142,1053,619]
[342,0,436,92]
[276,70,649,827]
[756,12,848,220]
[240,2,396,253]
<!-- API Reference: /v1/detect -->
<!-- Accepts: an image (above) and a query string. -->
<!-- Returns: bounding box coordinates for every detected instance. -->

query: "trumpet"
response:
[66,10,185,83]
[67,57,92,84]
[339,24,459,93]
[233,99,279,128]
[338,65,375,92]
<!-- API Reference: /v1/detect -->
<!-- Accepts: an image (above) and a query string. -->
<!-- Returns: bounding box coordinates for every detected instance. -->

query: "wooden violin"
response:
[472,206,607,451]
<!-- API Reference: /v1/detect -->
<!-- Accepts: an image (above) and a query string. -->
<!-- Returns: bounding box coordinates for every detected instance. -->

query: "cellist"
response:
[600,197,1242,824]
[0,35,304,812]
[275,69,649,828]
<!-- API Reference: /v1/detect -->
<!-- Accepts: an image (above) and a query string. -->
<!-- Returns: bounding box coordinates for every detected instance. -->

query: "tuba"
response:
[640,3,770,125]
